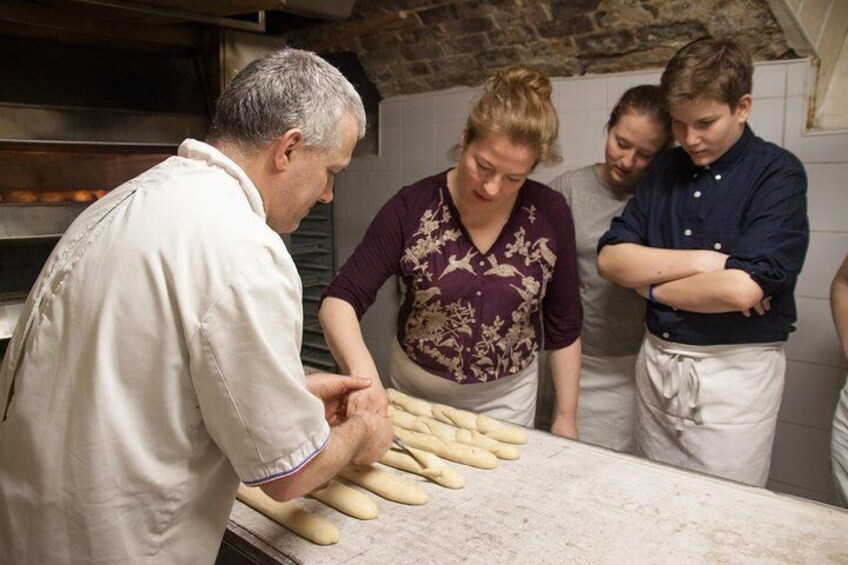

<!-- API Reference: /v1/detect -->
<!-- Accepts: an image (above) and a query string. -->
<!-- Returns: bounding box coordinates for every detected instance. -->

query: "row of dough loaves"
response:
[238,392,527,545]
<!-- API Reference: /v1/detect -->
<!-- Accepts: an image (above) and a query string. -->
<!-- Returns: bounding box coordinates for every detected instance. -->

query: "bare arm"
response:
[598,243,729,289]
[549,338,581,440]
[832,255,848,361]
[259,411,393,502]
[638,269,765,314]
[318,297,387,415]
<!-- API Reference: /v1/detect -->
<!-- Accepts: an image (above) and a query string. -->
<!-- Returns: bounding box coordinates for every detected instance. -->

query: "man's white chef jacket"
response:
[0,140,330,564]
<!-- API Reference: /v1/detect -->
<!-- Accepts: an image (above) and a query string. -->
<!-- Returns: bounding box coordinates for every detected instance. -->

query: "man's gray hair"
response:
[208,48,366,151]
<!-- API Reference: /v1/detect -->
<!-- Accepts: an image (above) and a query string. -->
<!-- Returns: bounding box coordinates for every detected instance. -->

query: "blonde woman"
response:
[320,67,582,433]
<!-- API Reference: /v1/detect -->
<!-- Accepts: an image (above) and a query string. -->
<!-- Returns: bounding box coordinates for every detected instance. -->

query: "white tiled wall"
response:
[332,57,848,505]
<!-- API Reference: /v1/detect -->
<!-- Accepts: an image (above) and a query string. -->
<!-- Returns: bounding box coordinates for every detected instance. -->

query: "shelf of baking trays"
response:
[0,202,88,241]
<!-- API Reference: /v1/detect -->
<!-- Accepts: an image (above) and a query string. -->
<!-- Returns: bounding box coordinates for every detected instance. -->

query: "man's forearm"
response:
[647,269,765,313]
[598,243,728,288]
[259,414,384,502]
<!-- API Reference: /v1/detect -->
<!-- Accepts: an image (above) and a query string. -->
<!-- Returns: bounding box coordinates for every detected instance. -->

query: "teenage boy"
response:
[597,38,809,487]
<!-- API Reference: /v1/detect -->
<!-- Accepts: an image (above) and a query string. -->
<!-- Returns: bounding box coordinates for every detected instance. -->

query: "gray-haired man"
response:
[0,48,392,564]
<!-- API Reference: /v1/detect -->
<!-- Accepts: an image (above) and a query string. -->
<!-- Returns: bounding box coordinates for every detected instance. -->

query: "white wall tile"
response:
[780,360,844,430]
[380,98,403,128]
[359,278,397,342]
[402,168,435,186]
[374,277,400,334]
[785,96,848,163]
[334,235,356,266]
[346,172,377,231]
[362,284,402,381]
[796,232,848,300]
[786,297,846,368]
[371,171,403,212]
[551,78,569,112]
[556,77,608,112]
[753,63,788,99]
[530,164,565,186]
[769,421,835,496]
[786,59,811,97]
[335,171,366,223]
[435,120,463,169]
[435,88,476,123]
[606,70,663,107]
[401,123,436,171]
[748,97,785,145]
[559,108,608,169]
[373,125,402,172]
[331,174,353,222]
[401,94,436,126]
[346,154,377,173]
[807,163,848,232]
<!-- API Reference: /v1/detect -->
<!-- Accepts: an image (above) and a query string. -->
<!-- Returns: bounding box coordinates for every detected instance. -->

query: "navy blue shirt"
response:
[598,125,809,346]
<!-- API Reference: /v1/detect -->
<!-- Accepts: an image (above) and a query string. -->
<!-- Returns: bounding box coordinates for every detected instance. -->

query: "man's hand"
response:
[349,411,394,465]
[305,373,373,425]
[742,297,771,318]
[346,377,389,417]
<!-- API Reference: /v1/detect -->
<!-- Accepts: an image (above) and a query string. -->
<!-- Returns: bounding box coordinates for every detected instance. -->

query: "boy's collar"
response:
[689,124,753,174]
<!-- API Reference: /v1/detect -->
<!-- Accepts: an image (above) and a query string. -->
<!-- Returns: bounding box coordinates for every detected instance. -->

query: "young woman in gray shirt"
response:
[549,85,672,452]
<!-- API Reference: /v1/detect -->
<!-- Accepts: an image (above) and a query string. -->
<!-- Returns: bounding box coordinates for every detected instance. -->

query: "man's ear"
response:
[273,128,304,171]
[735,94,753,123]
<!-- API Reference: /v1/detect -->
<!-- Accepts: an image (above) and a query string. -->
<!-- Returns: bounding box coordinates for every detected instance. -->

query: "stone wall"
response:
[281,0,796,97]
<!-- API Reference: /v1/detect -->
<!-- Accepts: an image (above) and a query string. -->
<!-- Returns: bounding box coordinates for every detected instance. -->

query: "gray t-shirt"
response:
[550,165,645,356]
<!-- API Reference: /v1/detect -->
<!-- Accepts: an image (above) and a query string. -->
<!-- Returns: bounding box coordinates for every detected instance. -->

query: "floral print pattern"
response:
[400,193,557,383]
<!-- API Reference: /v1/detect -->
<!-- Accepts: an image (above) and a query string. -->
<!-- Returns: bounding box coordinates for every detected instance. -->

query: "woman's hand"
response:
[345,376,389,417]
[305,373,374,425]
[551,414,578,440]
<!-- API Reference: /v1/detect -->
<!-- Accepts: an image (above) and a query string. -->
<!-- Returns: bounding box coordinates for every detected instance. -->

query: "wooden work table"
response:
[221,427,848,564]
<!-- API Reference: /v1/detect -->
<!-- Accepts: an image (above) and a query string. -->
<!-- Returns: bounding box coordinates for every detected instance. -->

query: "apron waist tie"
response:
[659,352,703,431]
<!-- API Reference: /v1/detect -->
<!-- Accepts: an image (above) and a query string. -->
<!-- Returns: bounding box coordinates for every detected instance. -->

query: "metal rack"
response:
[290,204,336,372]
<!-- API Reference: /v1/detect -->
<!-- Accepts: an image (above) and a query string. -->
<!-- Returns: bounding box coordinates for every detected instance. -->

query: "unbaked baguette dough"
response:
[236,485,339,545]
[386,388,433,417]
[339,465,428,505]
[309,479,378,520]
[379,446,465,489]
[387,405,420,429]
[387,388,528,445]
[455,428,521,460]
[432,404,528,445]
[394,426,498,469]
[389,405,522,460]
[482,426,529,445]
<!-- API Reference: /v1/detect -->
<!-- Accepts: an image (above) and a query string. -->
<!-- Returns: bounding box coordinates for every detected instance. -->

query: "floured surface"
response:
[228,429,848,564]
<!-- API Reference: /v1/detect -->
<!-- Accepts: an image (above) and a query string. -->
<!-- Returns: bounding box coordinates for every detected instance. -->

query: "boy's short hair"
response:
[661,38,753,111]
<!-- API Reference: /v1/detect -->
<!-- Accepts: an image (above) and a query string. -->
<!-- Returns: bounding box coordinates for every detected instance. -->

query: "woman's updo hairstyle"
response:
[463,66,562,167]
